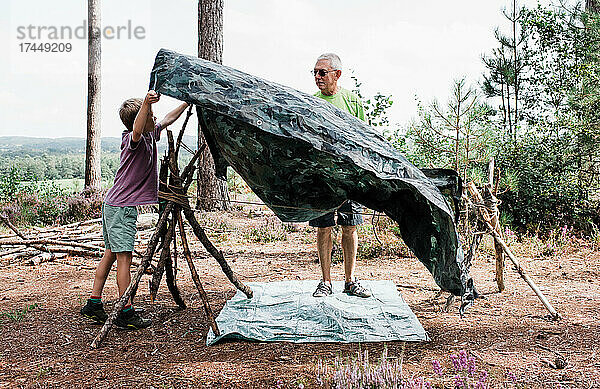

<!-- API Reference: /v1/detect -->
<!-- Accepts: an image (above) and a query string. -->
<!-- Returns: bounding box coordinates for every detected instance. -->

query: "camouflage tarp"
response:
[149,49,475,307]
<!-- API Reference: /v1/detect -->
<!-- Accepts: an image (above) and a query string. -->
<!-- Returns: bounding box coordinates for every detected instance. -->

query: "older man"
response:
[310,53,371,298]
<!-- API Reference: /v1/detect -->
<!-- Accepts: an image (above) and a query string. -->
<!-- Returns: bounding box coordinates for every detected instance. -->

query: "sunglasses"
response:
[312,68,338,77]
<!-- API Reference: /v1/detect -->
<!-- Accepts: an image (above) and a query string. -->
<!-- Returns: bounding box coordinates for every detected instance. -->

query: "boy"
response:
[80,90,189,329]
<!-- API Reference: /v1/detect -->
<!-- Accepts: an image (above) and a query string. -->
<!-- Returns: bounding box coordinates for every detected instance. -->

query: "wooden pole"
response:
[177,211,220,336]
[183,207,253,299]
[150,157,171,302]
[163,210,186,309]
[487,158,505,292]
[466,182,560,320]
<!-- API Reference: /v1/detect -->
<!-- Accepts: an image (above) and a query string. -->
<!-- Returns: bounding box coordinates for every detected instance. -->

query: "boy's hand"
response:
[145,90,160,105]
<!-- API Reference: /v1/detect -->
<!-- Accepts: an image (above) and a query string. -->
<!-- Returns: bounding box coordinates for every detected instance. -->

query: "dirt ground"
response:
[0,209,599,388]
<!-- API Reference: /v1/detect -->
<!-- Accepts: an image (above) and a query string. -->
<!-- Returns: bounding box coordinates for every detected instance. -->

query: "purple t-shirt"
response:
[104,125,162,206]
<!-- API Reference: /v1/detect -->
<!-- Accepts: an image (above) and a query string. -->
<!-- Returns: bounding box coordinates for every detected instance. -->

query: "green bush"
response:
[496,132,596,233]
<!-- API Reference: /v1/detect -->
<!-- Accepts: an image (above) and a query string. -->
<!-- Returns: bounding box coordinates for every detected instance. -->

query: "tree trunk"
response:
[586,0,600,13]
[85,0,102,191]
[197,0,229,211]
[512,0,519,129]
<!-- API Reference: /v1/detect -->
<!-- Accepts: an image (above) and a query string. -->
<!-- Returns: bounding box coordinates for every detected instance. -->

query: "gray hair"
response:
[316,53,342,70]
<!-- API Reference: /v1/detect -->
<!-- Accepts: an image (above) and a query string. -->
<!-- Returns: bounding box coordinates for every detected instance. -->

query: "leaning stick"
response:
[90,201,174,348]
[175,105,194,159]
[177,211,220,336]
[150,153,174,301]
[466,182,560,320]
[183,208,253,299]
[150,131,186,308]
[149,231,171,303]
[162,211,186,309]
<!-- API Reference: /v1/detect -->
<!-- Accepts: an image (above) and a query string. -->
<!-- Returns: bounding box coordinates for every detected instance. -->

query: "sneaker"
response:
[343,280,372,298]
[312,280,333,297]
[115,308,152,330]
[80,300,108,324]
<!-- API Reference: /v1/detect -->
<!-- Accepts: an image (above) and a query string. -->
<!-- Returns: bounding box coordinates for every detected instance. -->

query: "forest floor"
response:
[0,207,599,388]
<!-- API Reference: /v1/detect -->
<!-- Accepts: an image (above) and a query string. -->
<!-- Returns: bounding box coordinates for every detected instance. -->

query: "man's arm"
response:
[132,90,160,142]
[157,102,190,130]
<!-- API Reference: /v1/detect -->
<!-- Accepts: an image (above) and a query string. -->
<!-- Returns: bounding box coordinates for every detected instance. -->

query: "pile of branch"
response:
[0,216,104,266]
[91,106,253,348]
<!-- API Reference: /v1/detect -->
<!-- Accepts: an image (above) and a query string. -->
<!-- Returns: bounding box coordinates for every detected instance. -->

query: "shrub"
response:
[0,166,23,202]
[60,188,103,224]
[496,132,595,233]
[0,179,103,227]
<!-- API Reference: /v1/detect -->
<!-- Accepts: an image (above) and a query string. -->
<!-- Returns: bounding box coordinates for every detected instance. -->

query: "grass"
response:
[0,303,38,323]
[25,178,112,194]
[244,222,289,243]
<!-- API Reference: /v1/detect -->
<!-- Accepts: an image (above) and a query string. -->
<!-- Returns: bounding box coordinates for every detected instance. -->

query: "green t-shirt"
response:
[315,87,365,121]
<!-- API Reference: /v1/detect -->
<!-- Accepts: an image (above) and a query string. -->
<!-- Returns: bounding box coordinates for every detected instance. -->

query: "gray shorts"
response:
[102,203,138,253]
[309,200,363,228]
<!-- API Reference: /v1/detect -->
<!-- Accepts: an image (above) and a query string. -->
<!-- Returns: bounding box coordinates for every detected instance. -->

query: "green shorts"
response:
[102,203,138,253]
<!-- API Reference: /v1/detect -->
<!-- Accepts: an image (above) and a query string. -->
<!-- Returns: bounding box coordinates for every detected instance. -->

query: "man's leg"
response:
[338,201,371,298]
[341,225,358,283]
[309,212,335,297]
[317,226,333,282]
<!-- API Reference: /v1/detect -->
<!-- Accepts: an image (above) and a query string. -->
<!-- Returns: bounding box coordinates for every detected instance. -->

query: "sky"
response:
[0,0,550,139]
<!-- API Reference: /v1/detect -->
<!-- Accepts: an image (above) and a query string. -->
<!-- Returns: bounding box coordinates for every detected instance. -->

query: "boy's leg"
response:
[81,248,115,323]
[91,248,116,298]
[114,251,151,329]
[115,251,133,306]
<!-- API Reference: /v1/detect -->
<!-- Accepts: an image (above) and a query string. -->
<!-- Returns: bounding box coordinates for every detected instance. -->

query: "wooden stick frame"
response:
[466,181,560,320]
[90,106,252,348]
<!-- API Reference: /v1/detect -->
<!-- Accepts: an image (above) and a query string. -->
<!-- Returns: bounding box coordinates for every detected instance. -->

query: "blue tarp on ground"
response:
[206,280,428,345]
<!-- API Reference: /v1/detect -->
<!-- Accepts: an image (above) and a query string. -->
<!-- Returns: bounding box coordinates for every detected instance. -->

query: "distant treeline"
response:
[0,136,197,182]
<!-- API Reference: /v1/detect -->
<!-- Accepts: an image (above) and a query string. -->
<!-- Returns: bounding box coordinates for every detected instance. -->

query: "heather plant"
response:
[316,348,432,389]
[439,350,489,389]
[314,349,528,389]
[243,218,288,243]
[59,188,103,224]
[0,178,103,227]
[540,225,576,257]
